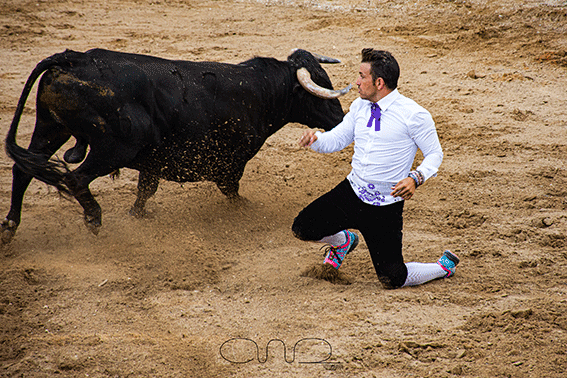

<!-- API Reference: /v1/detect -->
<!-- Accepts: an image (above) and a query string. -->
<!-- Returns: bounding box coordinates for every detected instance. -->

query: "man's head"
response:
[356,48,399,102]
[361,48,399,90]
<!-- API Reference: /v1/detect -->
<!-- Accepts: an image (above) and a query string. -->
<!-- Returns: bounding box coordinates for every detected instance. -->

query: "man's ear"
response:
[375,77,385,90]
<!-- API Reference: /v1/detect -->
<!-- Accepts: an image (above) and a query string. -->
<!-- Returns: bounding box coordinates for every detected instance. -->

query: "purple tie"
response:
[367,103,381,131]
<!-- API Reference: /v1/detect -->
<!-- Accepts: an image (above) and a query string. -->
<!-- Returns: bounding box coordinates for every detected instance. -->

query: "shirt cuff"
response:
[310,130,325,150]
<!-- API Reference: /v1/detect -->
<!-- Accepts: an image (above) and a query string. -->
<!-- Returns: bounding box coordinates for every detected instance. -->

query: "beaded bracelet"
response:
[408,170,425,187]
[417,170,424,185]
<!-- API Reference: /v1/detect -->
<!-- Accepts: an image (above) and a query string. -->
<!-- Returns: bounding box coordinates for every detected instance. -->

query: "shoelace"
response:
[320,244,340,261]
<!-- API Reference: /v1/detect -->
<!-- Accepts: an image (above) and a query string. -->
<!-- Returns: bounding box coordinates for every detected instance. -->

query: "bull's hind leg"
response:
[129,170,159,218]
[66,154,119,235]
[2,114,71,244]
[2,167,36,244]
[69,139,145,233]
[73,186,102,235]
[65,172,105,235]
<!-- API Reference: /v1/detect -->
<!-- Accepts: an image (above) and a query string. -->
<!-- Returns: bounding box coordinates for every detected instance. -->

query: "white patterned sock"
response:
[319,231,347,246]
[402,262,447,287]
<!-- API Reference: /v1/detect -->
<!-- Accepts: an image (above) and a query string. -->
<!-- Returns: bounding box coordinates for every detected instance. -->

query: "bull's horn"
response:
[296,67,352,99]
[310,52,341,64]
[290,48,341,64]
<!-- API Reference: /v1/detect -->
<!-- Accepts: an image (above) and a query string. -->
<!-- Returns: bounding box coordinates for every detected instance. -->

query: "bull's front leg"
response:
[129,171,159,218]
[216,180,240,200]
[215,167,244,201]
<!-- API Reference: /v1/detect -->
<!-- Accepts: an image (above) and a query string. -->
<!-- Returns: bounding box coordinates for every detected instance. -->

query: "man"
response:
[292,48,459,289]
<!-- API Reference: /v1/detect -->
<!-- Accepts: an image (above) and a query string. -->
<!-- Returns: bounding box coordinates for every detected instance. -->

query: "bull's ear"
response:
[292,80,302,94]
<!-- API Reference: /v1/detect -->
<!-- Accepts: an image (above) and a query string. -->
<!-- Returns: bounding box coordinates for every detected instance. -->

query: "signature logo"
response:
[219,338,332,364]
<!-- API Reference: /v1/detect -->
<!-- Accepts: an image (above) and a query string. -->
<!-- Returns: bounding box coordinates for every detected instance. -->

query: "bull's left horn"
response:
[310,52,341,64]
[297,68,352,99]
[290,49,341,64]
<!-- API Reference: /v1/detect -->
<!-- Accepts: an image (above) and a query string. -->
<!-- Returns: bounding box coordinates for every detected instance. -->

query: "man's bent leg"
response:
[292,180,364,269]
[292,179,359,241]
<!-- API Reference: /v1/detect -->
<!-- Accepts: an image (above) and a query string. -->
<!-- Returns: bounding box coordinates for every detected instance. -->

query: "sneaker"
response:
[323,230,359,269]
[437,250,460,277]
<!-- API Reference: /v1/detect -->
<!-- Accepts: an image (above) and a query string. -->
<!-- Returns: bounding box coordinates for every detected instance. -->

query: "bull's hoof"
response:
[1,219,17,244]
[83,214,101,235]
[128,206,146,218]
[226,194,244,203]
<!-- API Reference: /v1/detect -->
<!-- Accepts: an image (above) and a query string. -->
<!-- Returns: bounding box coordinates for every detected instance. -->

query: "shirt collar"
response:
[363,88,400,112]
[376,88,400,112]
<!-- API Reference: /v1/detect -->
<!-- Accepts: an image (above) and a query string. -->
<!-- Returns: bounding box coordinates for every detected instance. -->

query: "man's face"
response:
[356,62,380,102]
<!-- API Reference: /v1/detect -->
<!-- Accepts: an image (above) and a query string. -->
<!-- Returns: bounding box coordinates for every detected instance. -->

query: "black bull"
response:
[2,48,350,243]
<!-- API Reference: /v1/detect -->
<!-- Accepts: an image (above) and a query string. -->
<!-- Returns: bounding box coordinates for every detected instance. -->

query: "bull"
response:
[2,48,350,243]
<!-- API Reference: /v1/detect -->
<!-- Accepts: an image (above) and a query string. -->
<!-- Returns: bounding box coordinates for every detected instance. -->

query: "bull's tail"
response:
[4,51,79,196]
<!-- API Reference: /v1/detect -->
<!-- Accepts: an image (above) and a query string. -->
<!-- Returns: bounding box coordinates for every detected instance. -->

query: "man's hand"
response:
[391,177,416,200]
[299,130,318,147]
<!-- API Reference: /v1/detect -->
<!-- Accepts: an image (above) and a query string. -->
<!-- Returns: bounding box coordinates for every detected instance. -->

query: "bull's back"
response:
[37,49,194,144]
[37,49,273,172]
[44,49,255,129]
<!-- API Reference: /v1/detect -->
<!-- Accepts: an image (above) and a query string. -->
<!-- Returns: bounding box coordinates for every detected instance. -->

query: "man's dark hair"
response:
[361,48,400,90]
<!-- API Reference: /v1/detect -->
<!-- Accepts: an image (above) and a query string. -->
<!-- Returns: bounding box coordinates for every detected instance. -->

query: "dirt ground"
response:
[1,0,566,377]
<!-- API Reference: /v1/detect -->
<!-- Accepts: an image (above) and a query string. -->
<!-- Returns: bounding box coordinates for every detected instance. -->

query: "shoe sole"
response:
[438,250,459,278]
[346,234,359,255]
[443,250,459,265]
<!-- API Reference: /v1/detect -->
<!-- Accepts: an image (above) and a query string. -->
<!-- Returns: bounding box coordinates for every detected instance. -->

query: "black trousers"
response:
[292,179,408,288]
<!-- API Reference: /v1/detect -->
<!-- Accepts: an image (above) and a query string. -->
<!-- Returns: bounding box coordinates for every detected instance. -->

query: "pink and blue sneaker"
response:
[437,250,460,277]
[323,230,359,269]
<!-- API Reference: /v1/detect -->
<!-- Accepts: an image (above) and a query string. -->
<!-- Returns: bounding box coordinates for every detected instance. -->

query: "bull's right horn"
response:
[296,68,352,99]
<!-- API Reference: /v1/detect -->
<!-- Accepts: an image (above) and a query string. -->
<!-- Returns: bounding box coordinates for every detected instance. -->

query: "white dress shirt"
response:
[310,89,443,206]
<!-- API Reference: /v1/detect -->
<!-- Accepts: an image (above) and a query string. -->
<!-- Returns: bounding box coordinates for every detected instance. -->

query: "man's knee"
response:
[376,262,407,289]
[291,215,310,241]
[292,211,325,241]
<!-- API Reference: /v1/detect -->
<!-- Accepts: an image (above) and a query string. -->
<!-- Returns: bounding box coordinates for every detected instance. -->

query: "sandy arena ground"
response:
[1,0,567,377]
